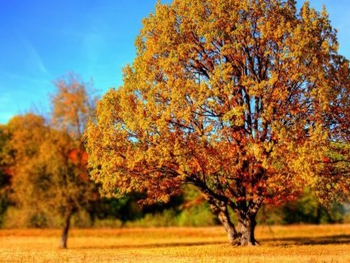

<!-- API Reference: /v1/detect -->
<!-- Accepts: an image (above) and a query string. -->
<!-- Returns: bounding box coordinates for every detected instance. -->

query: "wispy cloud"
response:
[17,31,50,76]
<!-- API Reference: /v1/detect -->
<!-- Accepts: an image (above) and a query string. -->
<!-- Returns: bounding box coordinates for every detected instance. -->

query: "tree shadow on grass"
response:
[74,234,350,250]
[75,236,350,250]
[261,234,350,246]
[76,241,227,250]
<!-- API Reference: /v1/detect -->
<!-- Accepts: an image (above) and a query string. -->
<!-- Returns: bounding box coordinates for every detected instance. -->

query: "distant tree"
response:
[87,196,140,226]
[5,114,54,227]
[49,73,98,248]
[282,188,345,224]
[87,0,350,246]
[5,74,98,248]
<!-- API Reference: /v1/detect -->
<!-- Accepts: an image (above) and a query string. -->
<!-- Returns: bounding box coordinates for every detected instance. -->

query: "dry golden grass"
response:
[0,224,350,262]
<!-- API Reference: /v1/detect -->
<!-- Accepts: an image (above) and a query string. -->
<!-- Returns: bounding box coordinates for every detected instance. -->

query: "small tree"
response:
[6,74,98,248]
[50,73,97,248]
[87,0,350,246]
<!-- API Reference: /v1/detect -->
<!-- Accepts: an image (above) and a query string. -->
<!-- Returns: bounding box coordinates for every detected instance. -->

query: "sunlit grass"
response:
[0,224,350,262]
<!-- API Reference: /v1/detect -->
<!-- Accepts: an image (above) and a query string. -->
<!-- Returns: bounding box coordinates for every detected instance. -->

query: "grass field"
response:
[0,224,349,262]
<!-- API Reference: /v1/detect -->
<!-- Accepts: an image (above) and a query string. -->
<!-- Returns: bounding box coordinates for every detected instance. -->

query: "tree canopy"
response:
[87,0,350,246]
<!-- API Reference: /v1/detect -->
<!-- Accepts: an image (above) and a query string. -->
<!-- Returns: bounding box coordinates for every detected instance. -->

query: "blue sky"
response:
[0,0,349,124]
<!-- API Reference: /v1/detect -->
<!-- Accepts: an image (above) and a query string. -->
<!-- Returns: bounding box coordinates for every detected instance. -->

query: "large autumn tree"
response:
[87,0,350,246]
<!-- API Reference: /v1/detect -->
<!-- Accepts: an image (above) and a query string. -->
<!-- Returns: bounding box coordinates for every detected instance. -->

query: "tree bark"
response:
[216,205,237,245]
[236,213,259,246]
[191,178,260,246]
[206,199,238,245]
[60,207,72,249]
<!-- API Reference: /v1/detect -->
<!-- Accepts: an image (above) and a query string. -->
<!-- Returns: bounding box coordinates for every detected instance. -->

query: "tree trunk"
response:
[236,213,259,246]
[207,200,237,245]
[60,207,72,249]
[192,180,260,246]
[217,208,237,245]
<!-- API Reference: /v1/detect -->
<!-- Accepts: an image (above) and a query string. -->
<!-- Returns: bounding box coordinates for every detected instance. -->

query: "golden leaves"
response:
[88,0,350,209]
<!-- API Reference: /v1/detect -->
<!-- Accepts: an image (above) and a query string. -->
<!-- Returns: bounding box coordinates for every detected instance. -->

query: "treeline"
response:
[0,74,349,244]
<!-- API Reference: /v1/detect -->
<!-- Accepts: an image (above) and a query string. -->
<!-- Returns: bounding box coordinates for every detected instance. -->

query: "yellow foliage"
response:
[87,0,350,245]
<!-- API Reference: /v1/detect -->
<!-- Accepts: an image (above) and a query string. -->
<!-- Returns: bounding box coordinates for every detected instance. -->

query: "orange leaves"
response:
[321,156,331,163]
[68,149,88,166]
